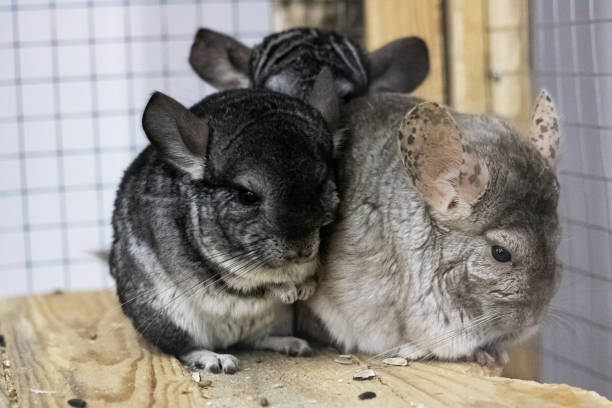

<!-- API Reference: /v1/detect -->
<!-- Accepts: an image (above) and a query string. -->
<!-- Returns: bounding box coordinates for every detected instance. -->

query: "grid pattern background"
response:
[0,0,271,297]
[532,0,612,398]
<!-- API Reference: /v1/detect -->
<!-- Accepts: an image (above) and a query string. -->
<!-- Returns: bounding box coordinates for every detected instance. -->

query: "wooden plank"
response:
[0,290,610,407]
[487,0,532,130]
[365,0,445,103]
[447,0,490,113]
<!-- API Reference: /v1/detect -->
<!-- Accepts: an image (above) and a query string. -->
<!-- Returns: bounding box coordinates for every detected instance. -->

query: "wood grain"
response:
[365,0,445,103]
[0,290,610,407]
[447,0,490,113]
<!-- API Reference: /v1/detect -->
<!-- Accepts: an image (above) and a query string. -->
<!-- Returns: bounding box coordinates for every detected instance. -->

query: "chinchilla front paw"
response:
[466,347,509,368]
[296,277,317,300]
[180,349,240,374]
[271,282,299,304]
[253,336,313,357]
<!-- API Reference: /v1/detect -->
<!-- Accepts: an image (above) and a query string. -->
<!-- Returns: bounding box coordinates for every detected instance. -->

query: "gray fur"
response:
[304,92,561,361]
[111,85,339,373]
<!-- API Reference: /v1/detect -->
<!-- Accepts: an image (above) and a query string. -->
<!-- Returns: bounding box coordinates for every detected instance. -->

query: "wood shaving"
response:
[382,357,408,366]
[199,379,212,388]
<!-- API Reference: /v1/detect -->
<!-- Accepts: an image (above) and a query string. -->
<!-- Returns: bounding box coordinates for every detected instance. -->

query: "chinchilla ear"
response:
[368,37,429,94]
[527,89,560,170]
[189,28,251,90]
[308,67,340,131]
[142,92,208,179]
[397,102,489,221]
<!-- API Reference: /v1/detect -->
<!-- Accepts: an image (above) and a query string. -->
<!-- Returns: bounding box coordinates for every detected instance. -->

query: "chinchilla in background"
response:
[110,70,341,374]
[301,91,561,365]
[188,26,430,100]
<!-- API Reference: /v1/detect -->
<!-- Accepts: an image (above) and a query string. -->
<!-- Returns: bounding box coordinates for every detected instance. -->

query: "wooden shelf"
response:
[1,290,610,407]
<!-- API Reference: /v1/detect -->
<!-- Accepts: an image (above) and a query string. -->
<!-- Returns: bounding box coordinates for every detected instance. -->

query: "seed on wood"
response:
[358,391,376,400]
[67,398,87,407]
[3,359,11,368]
[382,357,408,366]
[0,334,5,347]
[353,369,376,381]
[259,397,269,406]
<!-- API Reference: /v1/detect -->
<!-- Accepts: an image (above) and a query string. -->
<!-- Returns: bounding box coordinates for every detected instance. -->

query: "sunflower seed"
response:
[353,369,376,381]
[382,357,408,366]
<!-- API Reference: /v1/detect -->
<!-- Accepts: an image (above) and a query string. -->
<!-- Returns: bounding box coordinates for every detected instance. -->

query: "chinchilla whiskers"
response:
[418,314,502,360]
[366,312,502,363]
[102,247,262,336]
[147,254,263,342]
[542,307,577,334]
[138,278,210,338]
[109,246,260,314]
[418,313,500,353]
[212,255,272,297]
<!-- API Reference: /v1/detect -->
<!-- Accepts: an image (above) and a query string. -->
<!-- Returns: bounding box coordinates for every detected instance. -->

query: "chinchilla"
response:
[110,70,340,374]
[302,90,561,365]
[188,26,429,100]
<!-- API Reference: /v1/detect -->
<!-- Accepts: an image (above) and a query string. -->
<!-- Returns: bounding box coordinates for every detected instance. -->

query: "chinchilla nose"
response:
[284,247,315,263]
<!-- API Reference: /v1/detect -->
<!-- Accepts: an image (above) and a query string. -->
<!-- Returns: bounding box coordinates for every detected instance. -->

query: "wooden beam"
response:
[1,290,610,407]
[365,0,445,103]
[447,0,490,112]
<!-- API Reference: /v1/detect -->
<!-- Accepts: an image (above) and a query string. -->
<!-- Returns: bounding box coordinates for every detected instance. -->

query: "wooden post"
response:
[447,0,490,112]
[365,0,446,103]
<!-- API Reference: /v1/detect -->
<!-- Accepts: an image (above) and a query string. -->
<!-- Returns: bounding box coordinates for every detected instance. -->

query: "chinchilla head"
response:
[396,91,560,347]
[141,70,340,273]
[189,27,429,99]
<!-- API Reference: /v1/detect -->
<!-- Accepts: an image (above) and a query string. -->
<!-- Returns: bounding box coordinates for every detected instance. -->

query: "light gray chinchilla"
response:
[303,91,561,365]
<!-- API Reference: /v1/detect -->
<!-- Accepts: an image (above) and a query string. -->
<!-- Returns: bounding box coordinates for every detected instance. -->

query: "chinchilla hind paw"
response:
[253,336,313,357]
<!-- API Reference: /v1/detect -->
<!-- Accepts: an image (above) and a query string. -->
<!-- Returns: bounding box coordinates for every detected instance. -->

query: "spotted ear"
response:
[528,90,560,170]
[398,102,489,221]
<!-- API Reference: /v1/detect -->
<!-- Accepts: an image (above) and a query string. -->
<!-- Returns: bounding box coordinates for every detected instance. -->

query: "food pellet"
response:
[259,397,269,406]
[358,392,376,400]
[67,398,87,407]
[0,334,5,347]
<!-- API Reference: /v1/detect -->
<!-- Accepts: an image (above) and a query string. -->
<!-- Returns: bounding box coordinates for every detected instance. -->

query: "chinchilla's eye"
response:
[237,189,259,205]
[491,245,511,263]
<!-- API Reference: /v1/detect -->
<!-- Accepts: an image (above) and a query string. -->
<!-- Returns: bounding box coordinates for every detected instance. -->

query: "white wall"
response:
[532,0,612,399]
[0,0,270,297]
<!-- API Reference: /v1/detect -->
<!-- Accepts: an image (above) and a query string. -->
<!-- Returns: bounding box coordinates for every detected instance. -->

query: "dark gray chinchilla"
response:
[303,90,561,365]
[110,71,340,373]
[188,27,429,100]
